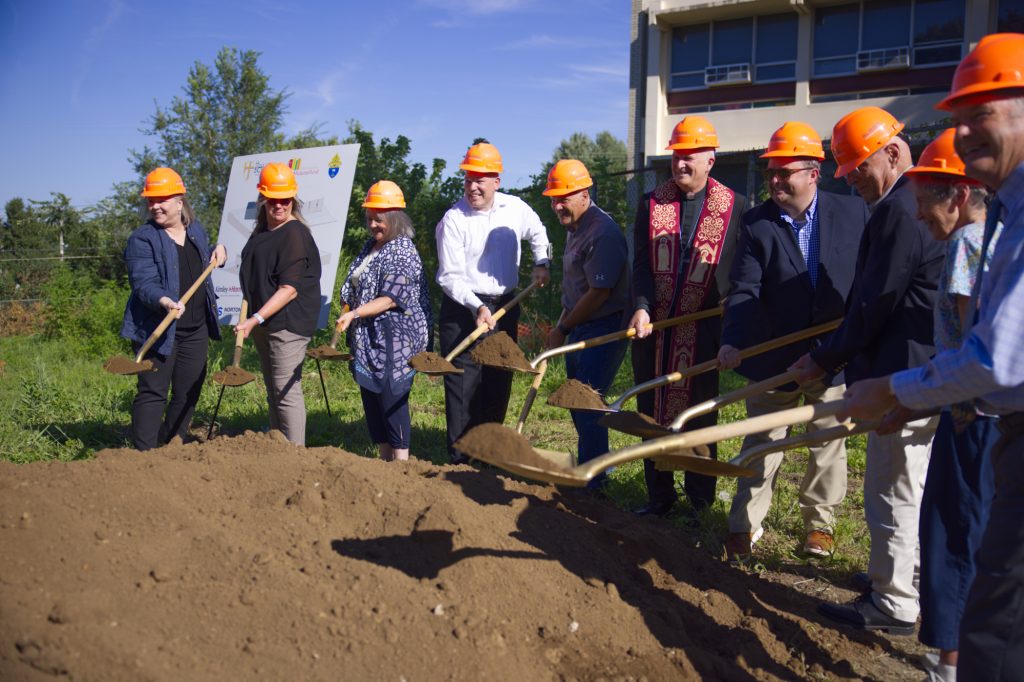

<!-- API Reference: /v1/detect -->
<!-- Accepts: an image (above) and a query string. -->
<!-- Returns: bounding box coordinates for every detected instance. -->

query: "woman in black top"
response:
[120,167,226,450]
[235,162,322,445]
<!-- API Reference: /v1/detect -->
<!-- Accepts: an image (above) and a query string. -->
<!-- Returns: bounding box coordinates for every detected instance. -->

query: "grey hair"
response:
[366,209,415,241]
[254,195,307,234]
[915,176,990,208]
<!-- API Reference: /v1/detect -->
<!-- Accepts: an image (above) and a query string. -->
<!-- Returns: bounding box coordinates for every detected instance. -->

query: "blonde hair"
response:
[254,195,306,234]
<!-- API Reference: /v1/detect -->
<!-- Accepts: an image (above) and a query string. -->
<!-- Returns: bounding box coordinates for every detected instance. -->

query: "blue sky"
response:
[0,0,629,214]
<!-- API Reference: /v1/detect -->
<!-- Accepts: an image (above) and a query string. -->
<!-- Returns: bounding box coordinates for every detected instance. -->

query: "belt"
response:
[475,291,514,305]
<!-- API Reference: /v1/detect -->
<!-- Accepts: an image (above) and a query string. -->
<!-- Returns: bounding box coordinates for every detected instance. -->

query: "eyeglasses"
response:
[762,167,815,182]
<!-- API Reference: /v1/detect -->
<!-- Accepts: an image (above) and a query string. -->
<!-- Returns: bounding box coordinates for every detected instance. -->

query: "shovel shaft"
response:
[669,369,801,431]
[515,360,548,433]
[231,300,248,367]
[316,358,332,418]
[578,399,850,481]
[328,305,348,350]
[529,306,724,368]
[207,384,227,440]
[608,318,842,411]
[444,281,538,362]
[134,260,218,363]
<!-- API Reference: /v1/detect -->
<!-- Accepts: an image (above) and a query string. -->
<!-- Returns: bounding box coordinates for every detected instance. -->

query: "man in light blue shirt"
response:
[840,33,1024,681]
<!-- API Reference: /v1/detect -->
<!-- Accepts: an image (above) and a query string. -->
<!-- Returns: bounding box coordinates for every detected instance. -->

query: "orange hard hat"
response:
[937,33,1024,110]
[140,167,186,197]
[905,129,968,179]
[830,106,905,178]
[542,160,594,197]
[459,142,503,174]
[665,116,719,151]
[362,180,406,209]
[257,162,298,199]
[760,121,825,160]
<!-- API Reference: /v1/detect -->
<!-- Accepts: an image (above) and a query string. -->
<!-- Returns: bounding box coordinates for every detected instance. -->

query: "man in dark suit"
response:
[792,106,945,635]
[718,122,869,562]
[629,115,745,517]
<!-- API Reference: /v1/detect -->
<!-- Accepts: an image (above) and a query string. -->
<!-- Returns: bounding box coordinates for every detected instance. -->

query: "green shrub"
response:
[41,266,128,357]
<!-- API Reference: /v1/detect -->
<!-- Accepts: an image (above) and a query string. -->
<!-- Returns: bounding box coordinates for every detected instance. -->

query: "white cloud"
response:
[498,34,620,51]
[418,0,535,15]
[70,0,125,106]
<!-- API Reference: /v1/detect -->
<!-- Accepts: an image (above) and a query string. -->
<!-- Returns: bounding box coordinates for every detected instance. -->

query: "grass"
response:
[0,331,870,580]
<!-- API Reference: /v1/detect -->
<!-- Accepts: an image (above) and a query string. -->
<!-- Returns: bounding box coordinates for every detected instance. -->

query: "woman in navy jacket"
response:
[120,168,226,450]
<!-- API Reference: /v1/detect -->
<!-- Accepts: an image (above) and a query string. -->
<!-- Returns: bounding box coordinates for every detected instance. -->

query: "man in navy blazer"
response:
[718,122,869,564]
[793,106,945,635]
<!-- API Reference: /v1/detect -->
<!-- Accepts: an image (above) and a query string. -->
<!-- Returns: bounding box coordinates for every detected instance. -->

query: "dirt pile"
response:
[408,351,457,374]
[454,423,561,471]
[469,332,533,372]
[1,433,919,681]
[547,379,607,411]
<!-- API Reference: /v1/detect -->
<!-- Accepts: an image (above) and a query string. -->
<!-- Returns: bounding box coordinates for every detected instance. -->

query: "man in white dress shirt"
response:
[436,141,551,463]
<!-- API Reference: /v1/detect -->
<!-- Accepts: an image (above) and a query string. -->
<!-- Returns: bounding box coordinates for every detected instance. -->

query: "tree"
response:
[546,131,629,229]
[131,47,288,237]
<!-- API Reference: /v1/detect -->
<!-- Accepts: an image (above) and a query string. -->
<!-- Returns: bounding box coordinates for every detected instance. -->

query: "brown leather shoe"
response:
[725,532,754,563]
[803,529,834,557]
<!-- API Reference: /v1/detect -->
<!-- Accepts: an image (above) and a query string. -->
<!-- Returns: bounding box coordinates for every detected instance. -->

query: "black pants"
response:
[359,385,411,449]
[959,413,1024,679]
[633,334,720,511]
[131,324,209,451]
[440,293,519,461]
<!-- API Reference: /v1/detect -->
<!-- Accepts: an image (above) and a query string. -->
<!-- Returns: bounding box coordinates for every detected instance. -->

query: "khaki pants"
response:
[866,414,938,623]
[728,380,848,534]
[252,327,311,446]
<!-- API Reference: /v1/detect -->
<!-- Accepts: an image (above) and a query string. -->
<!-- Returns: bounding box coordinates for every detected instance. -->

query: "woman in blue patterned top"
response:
[337,180,431,461]
[903,128,1002,680]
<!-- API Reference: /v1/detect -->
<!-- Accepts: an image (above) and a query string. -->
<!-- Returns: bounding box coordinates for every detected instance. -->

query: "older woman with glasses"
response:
[337,180,431,461]
[235,162,322,445]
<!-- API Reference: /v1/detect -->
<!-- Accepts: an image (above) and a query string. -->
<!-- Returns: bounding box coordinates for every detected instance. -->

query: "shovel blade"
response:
[652,453,755,477]
[212,365,257,387]
[545,379,612,412]
[469,332,537,373]
[599,411,673,438]
[409,351,464,375]
[103,356,155,375]
[306,346,352,362]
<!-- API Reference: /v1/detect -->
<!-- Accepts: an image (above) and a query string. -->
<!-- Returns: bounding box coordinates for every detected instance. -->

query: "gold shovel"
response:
[207,301,257,439]
[454,399,854,486]
[512,307,725,433]
[547,318,842,413]
[409,281,540,376]
[104,260,218,375]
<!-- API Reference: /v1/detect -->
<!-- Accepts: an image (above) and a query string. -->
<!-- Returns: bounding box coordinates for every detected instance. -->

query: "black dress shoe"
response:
[633,500,675,517]
[850,571,872,593]
[817,593,915,635]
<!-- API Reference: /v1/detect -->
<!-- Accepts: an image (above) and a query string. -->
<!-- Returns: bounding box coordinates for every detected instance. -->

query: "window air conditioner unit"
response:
[705,63,752,87]
[857,47,910,72]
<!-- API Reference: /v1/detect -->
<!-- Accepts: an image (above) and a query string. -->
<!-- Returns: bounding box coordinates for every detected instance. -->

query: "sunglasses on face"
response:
[762,167,815,182]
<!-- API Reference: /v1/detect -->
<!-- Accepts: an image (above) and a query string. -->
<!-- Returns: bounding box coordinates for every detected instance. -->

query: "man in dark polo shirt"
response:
[544,159,630,490]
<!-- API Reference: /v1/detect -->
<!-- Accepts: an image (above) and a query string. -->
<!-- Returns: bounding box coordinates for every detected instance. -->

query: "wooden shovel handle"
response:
[529,306,725,368]
[328,305,350,350]
[444,281,539,362]
[613,318,841,409]
[134,260,218,363]
[231,301,248,367]
[669,369,801,431]
[515,360,548,433]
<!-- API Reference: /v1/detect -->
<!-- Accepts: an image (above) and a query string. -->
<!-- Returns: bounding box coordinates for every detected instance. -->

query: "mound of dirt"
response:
[469,332,533,372]
[547,379,607,411]
[1,434,917,681]
[409,351,457,374]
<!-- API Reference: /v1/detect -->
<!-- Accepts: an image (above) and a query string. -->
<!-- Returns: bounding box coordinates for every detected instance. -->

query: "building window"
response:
[812,0,964,78]
[1000,0,1024,31]
[670,13,797,91]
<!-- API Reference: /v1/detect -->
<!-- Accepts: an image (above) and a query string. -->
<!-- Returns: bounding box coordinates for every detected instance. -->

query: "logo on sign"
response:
[328,154,341,179]
[243,160,266,181]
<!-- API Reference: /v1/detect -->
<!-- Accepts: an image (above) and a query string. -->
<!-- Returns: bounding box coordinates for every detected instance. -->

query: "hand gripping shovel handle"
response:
[612,317,842,410]
[230,301,249,367]
[443,281,539,363]
[134,260,218,363]
[327,305,350,350]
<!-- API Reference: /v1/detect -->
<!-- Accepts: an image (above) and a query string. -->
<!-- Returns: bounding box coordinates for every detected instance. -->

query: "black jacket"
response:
[811,175,945,384]
[722,190,869,384]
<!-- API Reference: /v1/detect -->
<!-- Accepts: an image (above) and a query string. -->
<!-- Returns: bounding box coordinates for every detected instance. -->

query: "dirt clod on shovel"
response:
[212,365,255,387]
[469,332,533,372]
[547,379,607,410]
[409,351,456,373]
[103,356,153,374]
[454,423,564,471]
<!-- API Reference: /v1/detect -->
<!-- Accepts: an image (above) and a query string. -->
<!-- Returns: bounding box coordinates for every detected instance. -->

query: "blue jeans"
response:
[919,411,998,649]
[564,313,628,489]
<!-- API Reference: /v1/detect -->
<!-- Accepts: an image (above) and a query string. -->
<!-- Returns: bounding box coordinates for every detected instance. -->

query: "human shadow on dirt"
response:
[330,531,549,581]
[437,469,899,680]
